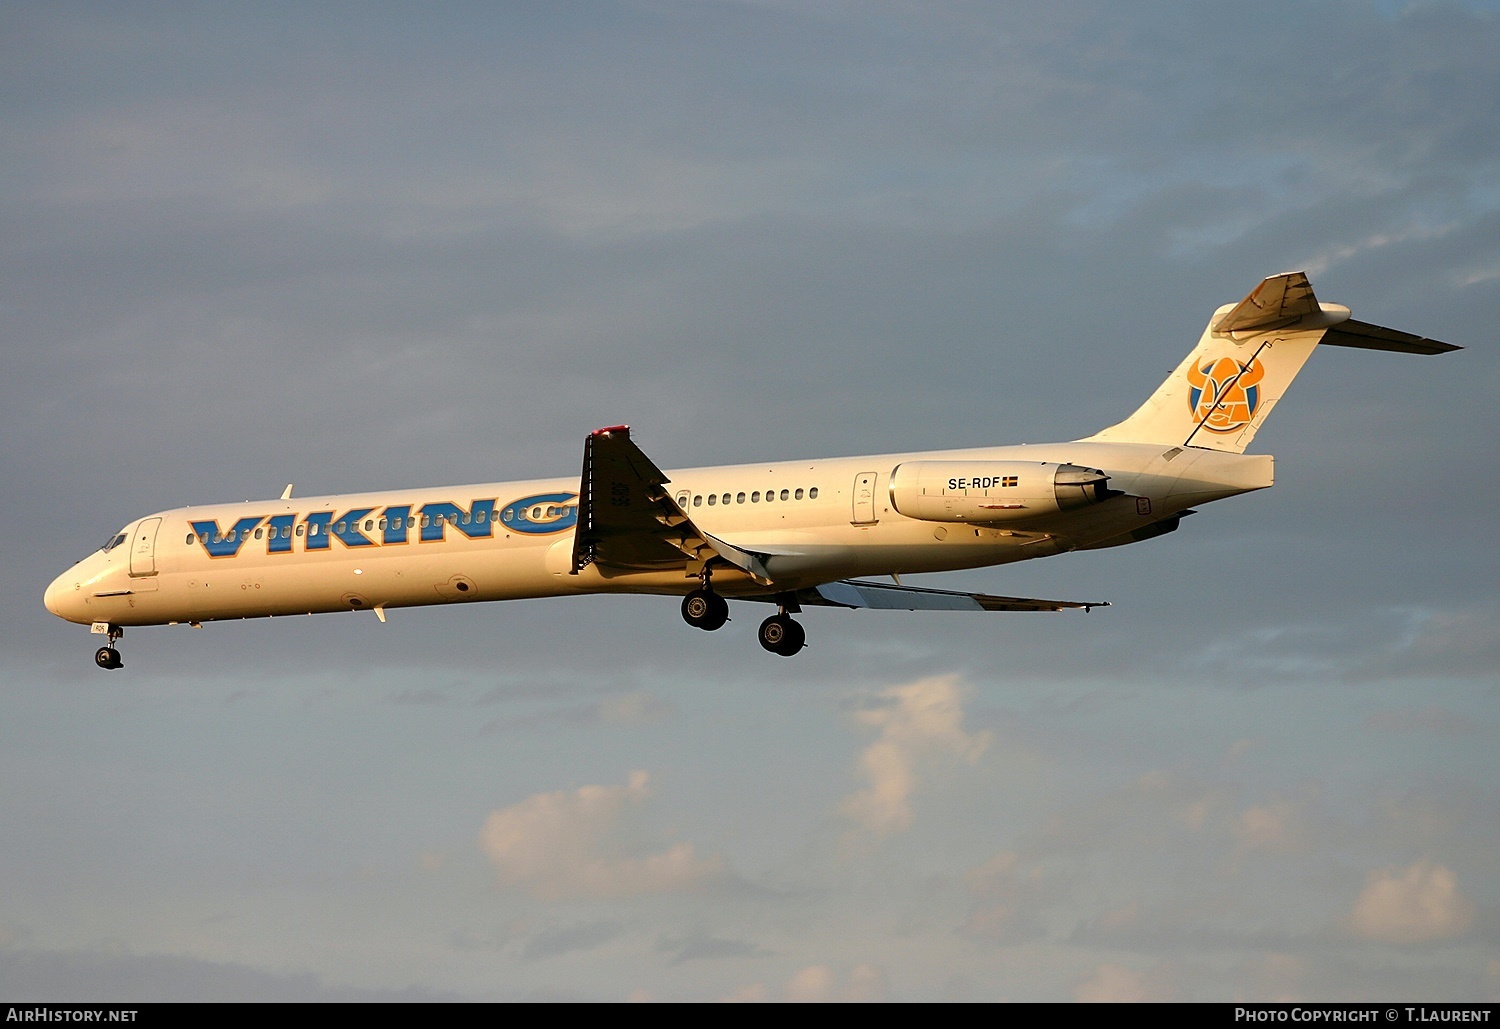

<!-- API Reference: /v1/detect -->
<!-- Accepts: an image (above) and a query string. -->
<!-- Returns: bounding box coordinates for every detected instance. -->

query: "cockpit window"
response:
[101,532,128,553]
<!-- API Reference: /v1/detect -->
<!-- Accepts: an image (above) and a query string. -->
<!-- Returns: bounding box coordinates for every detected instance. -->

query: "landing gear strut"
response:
[94,625,123,670]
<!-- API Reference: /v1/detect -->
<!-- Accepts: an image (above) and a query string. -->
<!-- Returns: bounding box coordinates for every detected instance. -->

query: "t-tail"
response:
[1080,271,1459,454]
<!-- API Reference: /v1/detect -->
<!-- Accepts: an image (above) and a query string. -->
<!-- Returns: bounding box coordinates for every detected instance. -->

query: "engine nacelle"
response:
[888,461,1112,524]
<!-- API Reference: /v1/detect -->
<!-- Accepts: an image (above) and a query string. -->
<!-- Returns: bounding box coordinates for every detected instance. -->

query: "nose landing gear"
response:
[92,625,123,670]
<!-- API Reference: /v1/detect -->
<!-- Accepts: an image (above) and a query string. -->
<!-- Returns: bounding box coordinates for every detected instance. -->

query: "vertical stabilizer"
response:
[1078,272,1456,454]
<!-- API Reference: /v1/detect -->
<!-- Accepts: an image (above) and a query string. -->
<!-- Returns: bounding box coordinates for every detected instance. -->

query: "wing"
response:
[796,579,1106,613]
[569,426,771,582]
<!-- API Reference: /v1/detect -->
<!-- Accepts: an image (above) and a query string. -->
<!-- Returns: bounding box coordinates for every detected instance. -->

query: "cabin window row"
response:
[185,510,486,546]
[689,486,818,508]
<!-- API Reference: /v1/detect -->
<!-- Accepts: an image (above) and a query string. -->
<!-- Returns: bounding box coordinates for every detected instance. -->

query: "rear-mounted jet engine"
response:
[888,461,1114,524]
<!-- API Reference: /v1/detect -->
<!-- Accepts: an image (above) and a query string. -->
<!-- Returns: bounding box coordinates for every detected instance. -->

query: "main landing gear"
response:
[94,625,123,670]
[757,612,805,657]
[679,575,806,656]
[681,588,729,631]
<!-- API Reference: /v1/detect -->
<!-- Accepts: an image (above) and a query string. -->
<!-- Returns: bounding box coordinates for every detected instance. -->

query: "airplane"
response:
[45,271,1458,668]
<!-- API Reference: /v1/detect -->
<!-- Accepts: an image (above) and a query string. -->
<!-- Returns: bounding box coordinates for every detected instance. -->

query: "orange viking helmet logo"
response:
[1187,356,1265,434]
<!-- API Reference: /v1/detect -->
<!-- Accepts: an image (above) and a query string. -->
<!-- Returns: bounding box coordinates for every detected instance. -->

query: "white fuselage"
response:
[45,440,1271,630]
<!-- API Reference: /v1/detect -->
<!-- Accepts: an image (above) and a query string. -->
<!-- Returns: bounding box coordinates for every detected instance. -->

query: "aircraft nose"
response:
[44,569,84,622]
[44,573,65,616]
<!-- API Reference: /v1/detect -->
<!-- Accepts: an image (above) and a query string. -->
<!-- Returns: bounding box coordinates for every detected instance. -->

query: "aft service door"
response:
[851,471,879,525]
[129,517,161,576]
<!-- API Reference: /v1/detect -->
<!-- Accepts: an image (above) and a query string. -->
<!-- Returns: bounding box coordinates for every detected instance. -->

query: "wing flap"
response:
[804,579,1106,613]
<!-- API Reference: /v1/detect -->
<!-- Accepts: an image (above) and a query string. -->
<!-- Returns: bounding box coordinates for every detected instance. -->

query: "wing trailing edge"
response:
[802,579,1106,613]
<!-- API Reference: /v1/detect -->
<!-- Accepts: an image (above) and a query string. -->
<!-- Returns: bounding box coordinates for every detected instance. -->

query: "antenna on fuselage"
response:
[281,484,294,500]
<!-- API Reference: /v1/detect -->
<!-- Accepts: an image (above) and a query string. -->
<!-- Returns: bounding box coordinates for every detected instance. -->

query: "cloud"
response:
[721,963,890,1003]
[595,691,674,725]
[785,963,889,1003]
[1072,961,1176,1002]
[960,851,1048,946]
[520,920,626,962]
[719,982,770,1003]
[480,690,675,735]
[1347,860,1476,944]
[478,771,725,900]
[1363,706,1478,736]
[0,946,464,1002]
[657,927,772,966]
[1348,607,1500,682]
[838,675,991,841]
[1230,793,1313,860]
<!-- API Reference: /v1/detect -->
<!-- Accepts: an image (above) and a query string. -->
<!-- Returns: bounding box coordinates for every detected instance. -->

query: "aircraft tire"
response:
[95,647,121,670]
[758,614,804,657]
[682,589,729,631]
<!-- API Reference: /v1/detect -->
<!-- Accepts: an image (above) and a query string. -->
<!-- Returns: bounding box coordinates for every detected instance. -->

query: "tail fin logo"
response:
[1187,356,1266,434]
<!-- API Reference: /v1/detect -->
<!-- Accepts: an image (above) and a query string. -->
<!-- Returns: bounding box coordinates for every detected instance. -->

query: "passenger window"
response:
[752,492,760,503]
[795,488,804,500]
[185,533,195,545]
[809,487,819,499]
[297,524,306,537]
[781,489,789,501]
[707,494,716,506]
[254,528,264,539]
[378,517,387,530]
[364,519,374,531]
[736,493,745,504]
[693,495,702,507]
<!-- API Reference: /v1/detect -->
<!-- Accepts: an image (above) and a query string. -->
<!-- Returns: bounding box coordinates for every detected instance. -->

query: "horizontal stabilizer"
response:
[1212,271,1321,337]
[1320,318,1459,355]
[803,579,1106,613]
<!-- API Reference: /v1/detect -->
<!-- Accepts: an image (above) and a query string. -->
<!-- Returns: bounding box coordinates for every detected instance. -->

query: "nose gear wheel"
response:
[93,625,124,670]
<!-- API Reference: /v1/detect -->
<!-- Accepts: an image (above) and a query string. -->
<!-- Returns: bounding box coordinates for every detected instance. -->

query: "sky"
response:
[2,0,1498,1002]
